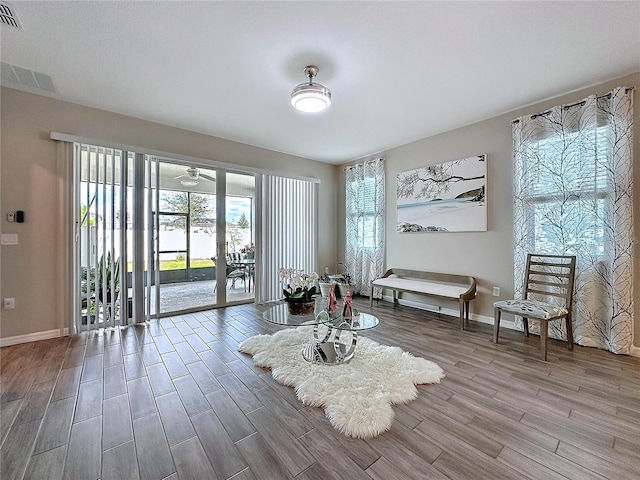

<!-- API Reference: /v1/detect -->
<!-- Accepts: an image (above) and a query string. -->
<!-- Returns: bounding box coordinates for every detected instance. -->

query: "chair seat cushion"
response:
[227,269,245,279]
[494,299,568,320]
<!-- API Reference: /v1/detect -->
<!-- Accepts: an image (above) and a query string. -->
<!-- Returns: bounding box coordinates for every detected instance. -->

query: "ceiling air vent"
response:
[0,1,22,29]
[1,62,57,93]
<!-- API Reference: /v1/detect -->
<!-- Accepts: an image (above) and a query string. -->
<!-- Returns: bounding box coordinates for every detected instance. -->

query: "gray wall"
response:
[0,87,338,340]
[338,72,640,348]
[2,72,639,349]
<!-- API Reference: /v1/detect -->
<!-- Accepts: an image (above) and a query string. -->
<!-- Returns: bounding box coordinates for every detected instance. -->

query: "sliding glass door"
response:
[223,172,256,304]
[153,162,256,314]
[73,146,257,330]
[154,162,217,313]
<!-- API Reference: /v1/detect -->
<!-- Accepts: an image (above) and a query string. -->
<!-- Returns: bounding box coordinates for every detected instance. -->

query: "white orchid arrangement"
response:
[279,268,319,303]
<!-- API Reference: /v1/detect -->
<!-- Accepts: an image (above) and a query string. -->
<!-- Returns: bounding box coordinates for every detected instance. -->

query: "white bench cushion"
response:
[373,277,469,299]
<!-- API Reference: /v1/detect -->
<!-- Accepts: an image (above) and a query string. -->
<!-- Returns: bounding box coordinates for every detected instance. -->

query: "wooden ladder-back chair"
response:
[493,254,577,361]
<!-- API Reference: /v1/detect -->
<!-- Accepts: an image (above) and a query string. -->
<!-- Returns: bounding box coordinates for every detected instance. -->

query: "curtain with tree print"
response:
[345,158,385,297]
[512,86,634,354]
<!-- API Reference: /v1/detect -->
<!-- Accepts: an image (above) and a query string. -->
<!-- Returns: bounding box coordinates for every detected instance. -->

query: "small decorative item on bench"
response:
[279,267,319,315]
[371,268,476,330]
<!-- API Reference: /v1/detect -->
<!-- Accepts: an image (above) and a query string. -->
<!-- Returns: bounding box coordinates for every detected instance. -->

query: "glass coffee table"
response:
[262,302,379,364]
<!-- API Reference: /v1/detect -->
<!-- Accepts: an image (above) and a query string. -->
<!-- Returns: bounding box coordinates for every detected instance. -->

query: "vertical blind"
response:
[74,143,126,332]
[73,144,157,331]
[260,175,318,302]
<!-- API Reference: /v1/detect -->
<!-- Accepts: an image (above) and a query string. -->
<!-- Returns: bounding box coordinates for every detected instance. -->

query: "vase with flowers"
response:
[279,268,319,315]
[240,242,255,259]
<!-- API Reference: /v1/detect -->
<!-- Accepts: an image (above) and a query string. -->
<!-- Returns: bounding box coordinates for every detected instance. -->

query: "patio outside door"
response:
[73,146,257,331]
[153,162,256,315]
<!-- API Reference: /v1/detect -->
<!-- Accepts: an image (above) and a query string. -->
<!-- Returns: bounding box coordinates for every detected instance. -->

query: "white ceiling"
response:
[2,1,639,164]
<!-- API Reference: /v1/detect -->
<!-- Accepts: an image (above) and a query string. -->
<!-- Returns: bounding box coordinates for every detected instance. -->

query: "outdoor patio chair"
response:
[211,256,247,292]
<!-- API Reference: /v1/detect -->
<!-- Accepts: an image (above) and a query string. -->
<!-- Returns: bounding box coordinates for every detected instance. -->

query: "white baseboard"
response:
[0,328,67,348]
[378,295,518,331]
[630,345,640,357]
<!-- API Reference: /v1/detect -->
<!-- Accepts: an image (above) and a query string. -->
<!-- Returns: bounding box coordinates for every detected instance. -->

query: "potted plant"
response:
[79,252,120,324]
[279,268,319,315]
[97,252,121,322]
[240,242,256,260]
[338,281,355,298]
[335,262,356,298]
[316,267,333,297]
[97,252,120,301]
[80,265,97,324]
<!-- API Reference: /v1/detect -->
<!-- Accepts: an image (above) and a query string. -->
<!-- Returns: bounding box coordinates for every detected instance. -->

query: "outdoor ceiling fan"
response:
[175,167,216,187]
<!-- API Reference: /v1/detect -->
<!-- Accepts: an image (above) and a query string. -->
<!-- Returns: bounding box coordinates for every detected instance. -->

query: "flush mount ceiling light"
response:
[291,65,331,113]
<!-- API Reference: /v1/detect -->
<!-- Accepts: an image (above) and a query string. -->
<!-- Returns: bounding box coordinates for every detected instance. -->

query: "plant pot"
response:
[81,313,97,325]
[338,284,355,298]
[98,290,119,304]
[287,300,315,316]
[318,282,335,297]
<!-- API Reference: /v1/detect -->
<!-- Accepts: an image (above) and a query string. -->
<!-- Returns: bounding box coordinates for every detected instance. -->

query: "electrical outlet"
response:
[492,286,500,297]
[0,234,18,245]
[3,298,15,309]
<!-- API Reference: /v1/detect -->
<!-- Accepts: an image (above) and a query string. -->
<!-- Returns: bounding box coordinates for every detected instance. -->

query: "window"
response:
[345,158,385,295]
[512,87,634,354]
[347,177,381,249]
[521,127,609,257]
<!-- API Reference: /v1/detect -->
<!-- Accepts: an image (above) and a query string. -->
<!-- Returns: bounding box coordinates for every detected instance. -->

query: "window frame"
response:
[519,126,611,257]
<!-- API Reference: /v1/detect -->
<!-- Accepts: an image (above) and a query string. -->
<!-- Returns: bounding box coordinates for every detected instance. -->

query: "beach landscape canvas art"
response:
[397,154,486,232]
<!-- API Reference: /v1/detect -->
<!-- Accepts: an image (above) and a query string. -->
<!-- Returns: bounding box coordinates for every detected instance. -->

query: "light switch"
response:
[0,234,18,245]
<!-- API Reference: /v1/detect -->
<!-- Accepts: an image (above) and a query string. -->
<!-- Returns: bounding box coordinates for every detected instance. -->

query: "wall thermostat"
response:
[16,210,24,223]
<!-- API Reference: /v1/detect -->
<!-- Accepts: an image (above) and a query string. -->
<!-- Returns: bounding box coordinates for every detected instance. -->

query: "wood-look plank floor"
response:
[1,299,639,480]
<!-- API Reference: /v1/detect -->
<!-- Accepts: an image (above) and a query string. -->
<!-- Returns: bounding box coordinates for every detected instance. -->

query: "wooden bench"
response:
[371,268,477,330]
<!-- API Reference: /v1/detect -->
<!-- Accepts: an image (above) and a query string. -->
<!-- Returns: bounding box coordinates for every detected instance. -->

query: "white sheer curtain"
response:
[260,175,318,303]
[512,86,634,354]
[345,158,385,297]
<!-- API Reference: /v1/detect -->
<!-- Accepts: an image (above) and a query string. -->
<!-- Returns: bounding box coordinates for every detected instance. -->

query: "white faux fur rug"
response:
[238,327,445,438]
